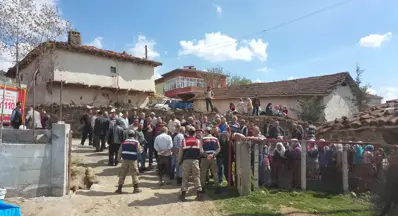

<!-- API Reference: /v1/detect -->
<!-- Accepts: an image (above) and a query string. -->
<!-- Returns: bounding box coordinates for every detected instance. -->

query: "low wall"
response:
[0,124,70,198]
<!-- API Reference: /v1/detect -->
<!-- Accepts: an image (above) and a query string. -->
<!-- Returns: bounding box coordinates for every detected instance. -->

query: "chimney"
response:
[68,30,82,46]
[144,45,148,59]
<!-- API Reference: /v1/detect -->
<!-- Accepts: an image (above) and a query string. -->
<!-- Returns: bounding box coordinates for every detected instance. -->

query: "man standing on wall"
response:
[252,95,260,116]
[80,109,93,146]
[10,101,22,129]
[205,86,214,113]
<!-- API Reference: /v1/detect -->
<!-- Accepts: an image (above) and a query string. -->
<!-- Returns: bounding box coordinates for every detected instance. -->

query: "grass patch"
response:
[208,187,372,216]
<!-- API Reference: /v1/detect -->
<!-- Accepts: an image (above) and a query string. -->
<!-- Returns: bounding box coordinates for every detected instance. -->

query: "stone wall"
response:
[0,124,70,198]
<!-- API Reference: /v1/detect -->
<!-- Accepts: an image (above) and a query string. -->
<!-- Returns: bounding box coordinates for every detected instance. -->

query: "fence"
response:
[232,139,392,196]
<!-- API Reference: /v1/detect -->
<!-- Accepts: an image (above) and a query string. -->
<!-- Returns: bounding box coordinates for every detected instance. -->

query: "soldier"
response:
[115,129,142,194]
[178,126,202,201]
[201,127,221,194]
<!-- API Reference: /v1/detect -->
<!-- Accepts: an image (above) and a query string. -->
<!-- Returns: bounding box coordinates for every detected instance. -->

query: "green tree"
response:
[293,96,326,122]
[351,65,371,112]
[228,75,252,86]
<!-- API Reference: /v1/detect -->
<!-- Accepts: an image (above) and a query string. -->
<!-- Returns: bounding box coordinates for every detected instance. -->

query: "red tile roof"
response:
[6,41,162,78]
[318,99,398,134]
[194,72,356,100]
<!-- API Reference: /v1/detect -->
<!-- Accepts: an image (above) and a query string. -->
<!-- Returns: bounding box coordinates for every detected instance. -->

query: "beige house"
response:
[193,72,383,122]
[6,31,162,107]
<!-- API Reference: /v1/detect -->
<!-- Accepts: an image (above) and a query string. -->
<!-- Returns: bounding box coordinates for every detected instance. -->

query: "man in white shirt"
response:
[167,114,180,134]
[119,110,129,129]
[154,126,173,185]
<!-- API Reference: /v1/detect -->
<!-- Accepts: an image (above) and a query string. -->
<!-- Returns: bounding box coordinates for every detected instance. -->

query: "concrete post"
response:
[342,145,349,193]
[253,142,259,190]
[240,141,251,196]
[235,141,242,195]
[50,123,70,196]
[300,141,307,191]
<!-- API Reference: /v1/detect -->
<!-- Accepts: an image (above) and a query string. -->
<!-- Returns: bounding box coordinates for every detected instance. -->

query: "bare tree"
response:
[201,67,226,89]
[203,67,252,88]
[0,0,70,87]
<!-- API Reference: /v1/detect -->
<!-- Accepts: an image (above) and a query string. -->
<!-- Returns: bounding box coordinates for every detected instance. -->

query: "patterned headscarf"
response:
[364,145,374,152]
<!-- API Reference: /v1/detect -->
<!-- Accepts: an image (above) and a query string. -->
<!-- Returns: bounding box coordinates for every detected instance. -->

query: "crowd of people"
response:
[203,87,289,117]
[77,108,394,201]
[10,101,51,129]
[229,99,289,117]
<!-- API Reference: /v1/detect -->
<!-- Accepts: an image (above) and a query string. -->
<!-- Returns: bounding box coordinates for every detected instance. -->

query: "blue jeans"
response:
[170,156,182,178]
[217,157,224,182]
[140,144,154,169]
[252,106,259,116]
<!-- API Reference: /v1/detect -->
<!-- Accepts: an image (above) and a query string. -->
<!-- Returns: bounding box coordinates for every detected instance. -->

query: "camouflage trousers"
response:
[200,157,220,187]
[118,160,139,185]
[181,159,202,192]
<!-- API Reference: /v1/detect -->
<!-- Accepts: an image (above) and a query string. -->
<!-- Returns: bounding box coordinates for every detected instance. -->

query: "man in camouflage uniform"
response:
[115,129,142,194]
[178,126,202,201]
[200,127,221,194]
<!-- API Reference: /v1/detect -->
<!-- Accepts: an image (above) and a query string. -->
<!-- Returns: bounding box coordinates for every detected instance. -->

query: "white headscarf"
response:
[276,142,286,158]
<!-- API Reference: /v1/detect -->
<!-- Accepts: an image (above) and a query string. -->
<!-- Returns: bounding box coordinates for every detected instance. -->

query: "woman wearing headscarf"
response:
[246,98,253,115]
[374,147,387,174]
[358,144,375,192]
[318,139,329,181]
[271,142,286,188]
[354,144,364,165]
[307,139,320,180]
[290,139,302,188]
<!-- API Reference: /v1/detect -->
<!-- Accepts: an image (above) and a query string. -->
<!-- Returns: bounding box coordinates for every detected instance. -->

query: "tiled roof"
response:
[194,72,355,100]
[318,99,398,134]
[6,41,162,78]
[160,68,228,79]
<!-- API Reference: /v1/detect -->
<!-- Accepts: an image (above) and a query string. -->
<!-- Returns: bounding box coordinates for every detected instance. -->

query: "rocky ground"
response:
[5,139,220,216]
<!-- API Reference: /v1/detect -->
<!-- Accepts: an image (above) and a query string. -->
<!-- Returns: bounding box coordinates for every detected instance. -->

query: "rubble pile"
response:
[318,100,398,134]
[317,99,398,144]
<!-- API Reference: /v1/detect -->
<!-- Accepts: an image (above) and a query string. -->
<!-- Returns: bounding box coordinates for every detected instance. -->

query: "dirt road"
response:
[6,139,220,216]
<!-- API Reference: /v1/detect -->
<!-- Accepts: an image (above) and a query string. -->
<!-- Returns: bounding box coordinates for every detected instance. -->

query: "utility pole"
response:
[145,45,148,59]
[0,81,7,144]
[60,81,63,121]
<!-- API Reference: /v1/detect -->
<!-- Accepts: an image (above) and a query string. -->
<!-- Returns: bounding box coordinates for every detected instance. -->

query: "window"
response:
[110,66,117,73]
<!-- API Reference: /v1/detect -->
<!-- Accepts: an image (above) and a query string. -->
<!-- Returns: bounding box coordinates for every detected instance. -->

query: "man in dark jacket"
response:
[141,116,155,171]
[252,95,260,116]
[94,111,107,152]
[80,109,93,145]
[11,101,23,129]
[108,119,125,166]
[266,121,285,139]
[291,123,303,140]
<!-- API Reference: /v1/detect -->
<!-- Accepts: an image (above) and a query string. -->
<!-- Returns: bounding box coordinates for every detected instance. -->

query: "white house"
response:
[6,31,162,107]
[193,72,384,122]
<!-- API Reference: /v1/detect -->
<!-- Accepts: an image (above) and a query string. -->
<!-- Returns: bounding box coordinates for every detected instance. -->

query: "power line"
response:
[157,0,353,62]
[196,0,353,52]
